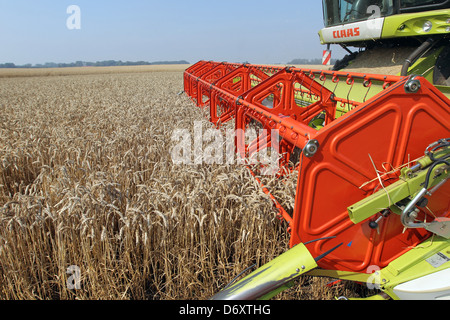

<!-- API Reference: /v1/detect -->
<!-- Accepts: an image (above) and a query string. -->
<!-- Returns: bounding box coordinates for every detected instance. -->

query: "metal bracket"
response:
[303,139,319,158]
[424,218,450,239]
[404,76,421,93]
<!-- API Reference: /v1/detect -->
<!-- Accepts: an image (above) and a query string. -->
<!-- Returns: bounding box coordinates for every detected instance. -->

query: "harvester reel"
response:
[184,60,450,300]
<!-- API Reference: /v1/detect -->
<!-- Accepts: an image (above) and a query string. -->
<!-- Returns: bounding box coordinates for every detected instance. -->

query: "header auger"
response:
[183,0,450,300]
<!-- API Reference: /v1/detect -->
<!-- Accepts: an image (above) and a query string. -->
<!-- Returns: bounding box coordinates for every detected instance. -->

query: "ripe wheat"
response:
[0,67,366,300]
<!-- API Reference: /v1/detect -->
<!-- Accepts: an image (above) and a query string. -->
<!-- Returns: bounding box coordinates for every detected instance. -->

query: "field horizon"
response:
[0,63,333,79]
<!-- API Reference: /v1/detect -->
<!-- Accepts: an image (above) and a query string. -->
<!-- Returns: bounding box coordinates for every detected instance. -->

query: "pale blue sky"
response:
[0,0,346,65]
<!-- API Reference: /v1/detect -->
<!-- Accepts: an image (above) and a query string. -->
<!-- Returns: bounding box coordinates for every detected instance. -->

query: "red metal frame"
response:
[184,61,450,273]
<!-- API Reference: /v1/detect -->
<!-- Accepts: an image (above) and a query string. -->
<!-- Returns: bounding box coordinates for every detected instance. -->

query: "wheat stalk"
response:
[0,68,367,300]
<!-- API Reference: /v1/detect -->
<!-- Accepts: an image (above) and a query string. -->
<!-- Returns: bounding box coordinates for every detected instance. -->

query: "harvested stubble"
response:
[0,68,365,300]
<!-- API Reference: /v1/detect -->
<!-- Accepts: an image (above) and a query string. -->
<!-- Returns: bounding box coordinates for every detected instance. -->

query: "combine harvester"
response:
[184,0,450,300]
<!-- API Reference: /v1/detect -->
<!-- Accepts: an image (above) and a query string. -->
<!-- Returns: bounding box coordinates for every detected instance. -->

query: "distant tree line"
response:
[0,60,190,69]
[287,58,338,65]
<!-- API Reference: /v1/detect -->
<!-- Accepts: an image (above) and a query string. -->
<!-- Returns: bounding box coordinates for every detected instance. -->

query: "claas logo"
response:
[333,27,360,39]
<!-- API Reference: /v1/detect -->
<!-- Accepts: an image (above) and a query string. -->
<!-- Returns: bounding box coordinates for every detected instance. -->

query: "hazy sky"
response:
[0,0,347,65]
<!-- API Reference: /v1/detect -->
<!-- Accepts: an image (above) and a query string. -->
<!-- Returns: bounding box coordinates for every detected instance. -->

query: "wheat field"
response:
[0,66,365,300]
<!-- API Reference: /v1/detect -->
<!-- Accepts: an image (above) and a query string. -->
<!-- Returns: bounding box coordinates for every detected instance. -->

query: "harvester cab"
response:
[319,0,450,86]
[184,0,450,301]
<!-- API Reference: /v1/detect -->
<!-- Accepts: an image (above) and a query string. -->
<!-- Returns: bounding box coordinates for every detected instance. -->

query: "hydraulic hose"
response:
[401,150,450,229]
[401,37,436,76]
[424,157,450,190]
[428,138,450,162]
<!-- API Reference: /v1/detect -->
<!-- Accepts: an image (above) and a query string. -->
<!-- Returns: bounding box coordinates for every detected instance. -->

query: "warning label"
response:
[426,252,450,268]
